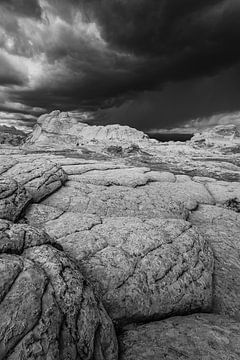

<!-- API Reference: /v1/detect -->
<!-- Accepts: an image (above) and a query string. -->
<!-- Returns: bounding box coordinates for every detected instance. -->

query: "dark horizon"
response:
[1,0,240,131]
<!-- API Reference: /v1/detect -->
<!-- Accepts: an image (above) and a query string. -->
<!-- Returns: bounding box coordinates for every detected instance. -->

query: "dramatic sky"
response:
[0,0,240,131]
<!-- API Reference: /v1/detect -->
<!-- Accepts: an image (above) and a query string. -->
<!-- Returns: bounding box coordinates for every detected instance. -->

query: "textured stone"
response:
[205,181,240,204]
[27,110,150,148]
[0,222,118,360]
[190,205,240,320]
[41,215,213,327]
[0,178,31,221]
[119,313,240,360]
[42,179,214,220]
[1,159,67,202]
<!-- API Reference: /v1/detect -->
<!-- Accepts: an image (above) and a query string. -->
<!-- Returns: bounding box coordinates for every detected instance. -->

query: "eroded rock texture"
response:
[119,313,240,360]
[190,205,240,320]
[0,178,31,221]
[26,110,150,148]
[0,221,118,360]
[41,176,214,220]
[0,159,67,202]
[28,214,214,327]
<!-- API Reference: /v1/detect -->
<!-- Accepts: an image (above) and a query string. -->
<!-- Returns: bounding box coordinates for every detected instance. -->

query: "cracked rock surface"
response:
[41,177,214,220]
[0,157,67,202]
[0,122,240,360]
[0,221,118,360]
[190,205,240,320]
[119,313,240,360]
[0,178,31,221]
[27,214,214,327]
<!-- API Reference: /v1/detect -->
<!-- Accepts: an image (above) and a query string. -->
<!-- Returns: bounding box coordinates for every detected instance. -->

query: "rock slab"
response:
[119,313,240,360]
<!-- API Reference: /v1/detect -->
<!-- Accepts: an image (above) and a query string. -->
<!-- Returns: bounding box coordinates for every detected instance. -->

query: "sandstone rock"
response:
[0,178,31,221]
[39,215,213,327]
[1,159,67,202]
[205,180,240,204]
[0,221,118,360]
[0,126,26,146]
[190,205,240,320]
[119,313,240,360]
[24,203,64,228]
[27,111,150,148]
[41,178,214,219]
[190,124,240,150]
[68,167,178,187]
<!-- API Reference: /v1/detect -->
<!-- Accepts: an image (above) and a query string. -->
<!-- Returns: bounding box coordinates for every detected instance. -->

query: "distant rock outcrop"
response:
[190,124,240,152]
[27,110,150,148]
[0,125,26,146]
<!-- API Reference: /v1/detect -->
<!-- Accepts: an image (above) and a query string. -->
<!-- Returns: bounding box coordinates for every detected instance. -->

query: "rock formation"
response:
[190,124,240,152]
[1,117,240,359]
[119,314,240,360]
[0,220,118,360]
[27,110,150,148]
[0,125,26,146]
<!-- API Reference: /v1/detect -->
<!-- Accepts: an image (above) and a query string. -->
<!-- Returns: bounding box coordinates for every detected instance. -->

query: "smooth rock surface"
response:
[37,215,214,326]
[0,221,118,360]
[119,313,240,360]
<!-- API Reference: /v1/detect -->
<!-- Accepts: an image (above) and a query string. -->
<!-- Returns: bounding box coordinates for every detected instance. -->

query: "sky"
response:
[0,0,240,131]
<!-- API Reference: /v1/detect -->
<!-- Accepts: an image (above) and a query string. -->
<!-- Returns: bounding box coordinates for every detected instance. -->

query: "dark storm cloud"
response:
[0,0,42,18]
[0,53,26,85]
[1,0,240,129]
[81,0,240,82]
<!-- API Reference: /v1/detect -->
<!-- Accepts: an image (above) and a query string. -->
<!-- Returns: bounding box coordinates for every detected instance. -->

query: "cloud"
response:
[0,111,37,131]
[0,0,240,130]
[0,0,42,19]
[0,51,27,85]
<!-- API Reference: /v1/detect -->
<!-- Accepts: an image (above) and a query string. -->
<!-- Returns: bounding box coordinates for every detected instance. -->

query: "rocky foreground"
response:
[0,111,240,359]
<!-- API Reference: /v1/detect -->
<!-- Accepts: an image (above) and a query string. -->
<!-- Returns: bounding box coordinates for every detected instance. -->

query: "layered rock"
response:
[26,110,150,148]
[119,314,240,360]
[0,220,118,360]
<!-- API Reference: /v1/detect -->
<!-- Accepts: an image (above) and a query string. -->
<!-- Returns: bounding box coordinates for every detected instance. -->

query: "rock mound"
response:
[119,313,240,360]
[27,110,150,148]
[191,124,240,151]
[0,220,118,360]
[0,158,67,202]
[26,214,214,327]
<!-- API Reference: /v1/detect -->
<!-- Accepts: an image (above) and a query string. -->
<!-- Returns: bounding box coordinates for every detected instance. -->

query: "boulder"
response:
[119,313,240,360]
[0,220,118,360]
[190,205,240,320]
[1,159,67,202]
[37,215,213,327]
[0,178,31,221]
